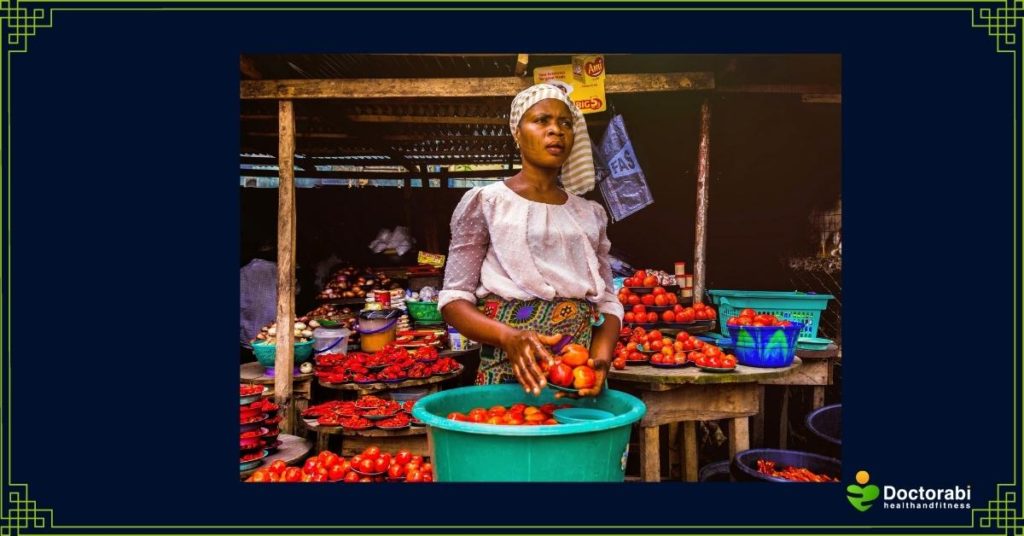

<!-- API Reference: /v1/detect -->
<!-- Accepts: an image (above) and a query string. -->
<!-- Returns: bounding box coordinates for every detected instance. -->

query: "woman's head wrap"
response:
[509,83,595,195]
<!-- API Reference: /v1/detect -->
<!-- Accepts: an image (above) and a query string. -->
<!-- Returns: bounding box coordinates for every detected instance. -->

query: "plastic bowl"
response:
[405,300,443,323]
[731,448,840,483]
[727,322,804,368]
[251,339,315,367]
[552,408,616,424]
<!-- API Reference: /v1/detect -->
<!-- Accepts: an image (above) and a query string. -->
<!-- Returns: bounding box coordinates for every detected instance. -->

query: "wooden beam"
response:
[240,167,518,180]
[514,54,529,77]
[693,98,711,306]
[801,93,842,104]
[240,72,715,99]
[348,114,508,125]
[246,132,511,142]
[274,99,297,434]
[240,55,262,80]
[717,84,838,95]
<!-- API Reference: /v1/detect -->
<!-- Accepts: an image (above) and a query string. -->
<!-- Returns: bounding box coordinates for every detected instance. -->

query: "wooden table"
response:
[302,419,429,456]
[608,359,802,482]
[239,433,313,480]
[753,344,839,449]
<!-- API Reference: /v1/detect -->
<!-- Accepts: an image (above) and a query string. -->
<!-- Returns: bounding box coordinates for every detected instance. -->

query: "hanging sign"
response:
[532,55,607,114]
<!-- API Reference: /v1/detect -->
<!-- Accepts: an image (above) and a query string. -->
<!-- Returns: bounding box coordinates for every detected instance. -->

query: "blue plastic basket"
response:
[728,322,804,368]
[708,290,833,339]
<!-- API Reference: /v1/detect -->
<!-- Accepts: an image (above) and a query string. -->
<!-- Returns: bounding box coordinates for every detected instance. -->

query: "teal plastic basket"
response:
[707,290,833,339]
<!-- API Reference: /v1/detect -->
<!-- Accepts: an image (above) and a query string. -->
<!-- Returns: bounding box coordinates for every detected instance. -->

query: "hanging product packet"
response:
[595,114,654,222]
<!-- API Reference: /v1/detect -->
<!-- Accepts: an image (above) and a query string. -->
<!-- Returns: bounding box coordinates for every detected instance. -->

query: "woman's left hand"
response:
[555,357,610,399]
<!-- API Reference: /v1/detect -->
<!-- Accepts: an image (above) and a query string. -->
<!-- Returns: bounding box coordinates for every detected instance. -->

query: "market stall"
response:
[238,54,842,483]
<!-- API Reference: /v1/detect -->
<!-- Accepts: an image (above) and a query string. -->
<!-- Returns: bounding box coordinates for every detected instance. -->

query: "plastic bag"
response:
[595,115,654,222]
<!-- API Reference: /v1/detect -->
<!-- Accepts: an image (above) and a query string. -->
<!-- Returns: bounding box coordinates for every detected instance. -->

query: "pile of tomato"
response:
[315,344,461,384]
[622,302,716,325]
[542,342,597,390]
[303,395,423,430]
[618,285,679,307]
[621,269,662,288]
[245,447,434,483]
[612,327,737,370]
[726,309,794,327]
[756,458,837,482]
[447,403,570,426]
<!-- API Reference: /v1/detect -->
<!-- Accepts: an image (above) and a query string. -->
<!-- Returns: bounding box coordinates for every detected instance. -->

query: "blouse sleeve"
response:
[438,187,489,311]
[590,201,625,323]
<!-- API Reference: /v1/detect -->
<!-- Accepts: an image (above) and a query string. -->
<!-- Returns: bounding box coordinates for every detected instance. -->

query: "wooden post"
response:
[728,417,750,460]
[274,99,297,434]
[693,99,711,304]
[682,421,699,482]
[640,426,660,482]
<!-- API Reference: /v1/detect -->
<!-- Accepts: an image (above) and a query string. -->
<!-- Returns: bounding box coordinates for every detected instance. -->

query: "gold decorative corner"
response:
[1,0,54,54]
[973,482,1023,535]
[971,0,1023,53]
[1,483,54,535]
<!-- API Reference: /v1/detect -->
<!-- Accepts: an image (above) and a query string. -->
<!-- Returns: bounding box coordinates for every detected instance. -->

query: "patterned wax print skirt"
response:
[475,296,600,385]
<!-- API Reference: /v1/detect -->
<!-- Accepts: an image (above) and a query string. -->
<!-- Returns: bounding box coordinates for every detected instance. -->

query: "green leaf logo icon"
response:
[847,471,880,512]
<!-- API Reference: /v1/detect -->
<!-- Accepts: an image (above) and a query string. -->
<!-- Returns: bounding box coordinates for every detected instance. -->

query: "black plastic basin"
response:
[804,404,842,459]
[732,448,841,483]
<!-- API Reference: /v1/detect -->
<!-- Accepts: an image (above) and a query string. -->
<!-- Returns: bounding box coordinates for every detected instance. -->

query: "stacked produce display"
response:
[244,447,434,483]
[316,266,400,301]
[612,327,737,371]
[314,344,461,385]
[240,385,272,472]
[303,395,425,430]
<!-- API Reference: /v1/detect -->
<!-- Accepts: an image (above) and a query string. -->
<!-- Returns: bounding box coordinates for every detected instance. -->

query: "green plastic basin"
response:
[412,384,646,482]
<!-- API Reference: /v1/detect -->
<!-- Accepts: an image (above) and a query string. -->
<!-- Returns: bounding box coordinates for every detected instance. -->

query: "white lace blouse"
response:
[438,181,625,322]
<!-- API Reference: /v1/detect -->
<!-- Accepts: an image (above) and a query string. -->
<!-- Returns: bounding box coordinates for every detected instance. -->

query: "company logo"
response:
[574,97,604,112]
[585,57,605,78]
[847,470,880,512]
[846,470,972,513]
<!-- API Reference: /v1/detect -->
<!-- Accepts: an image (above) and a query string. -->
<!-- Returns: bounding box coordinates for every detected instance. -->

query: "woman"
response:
[438,84,624,397]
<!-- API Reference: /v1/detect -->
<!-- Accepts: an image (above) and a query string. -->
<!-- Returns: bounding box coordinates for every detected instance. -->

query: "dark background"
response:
[5,5,1018,532]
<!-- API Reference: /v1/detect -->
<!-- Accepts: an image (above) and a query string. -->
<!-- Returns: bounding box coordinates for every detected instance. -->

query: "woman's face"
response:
[516,99,575,170]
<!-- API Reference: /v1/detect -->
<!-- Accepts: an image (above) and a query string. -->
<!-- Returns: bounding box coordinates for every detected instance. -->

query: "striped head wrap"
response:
[509,83,596,195]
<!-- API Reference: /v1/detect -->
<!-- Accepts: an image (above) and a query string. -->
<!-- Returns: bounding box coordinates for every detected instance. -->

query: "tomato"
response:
[738,316,752,326]
[632,304,646,315]
[652,286,666,295]
[623,312,636,323]
[629,351,644,361]
[351,454,364,465]
[411,455,424,466]
[673,352,688,365]
[661,346,673,357]
[727,317,739,326]
[572,366,596,389]
[627,295,641,306]
[374,457,389,473]
[678,309,696,323]
[618,294,629,305]
[395,450,412,466]
[646,312,658,323]
[666,293,678,305]
[740,308,756,318]
[250,469,270,482]
[625,341,638,352]
[650,340,664,352]
[388,464,406,479]
[379,453,391,467]
[343,471,360,483]
[320,452,339,468]
[662,311,676,323]
[303,458,319,474]
[560,344,590,367]
[672,341,684,352]
[721,355,737,368]
[359,458,376,474]
[328,464,347,481]
[548,362,574,387]
[489,405,507,416]
[647,330,662,340]
[269,460,288,475]
[633,327,647,337]
[642,276,658,287]
[284,466,303,482]
[407,470,423,483]
[673,304,685,313]
[653,294,667,306]
[641,294,655,306]
[780,320,793,327]
[635,270,648,280]
[540,403,557,414]
[485,416,503,425]
[707,355,721,368]
[612,358,626,370]
[362,446,381,458]
[675,331,690,341]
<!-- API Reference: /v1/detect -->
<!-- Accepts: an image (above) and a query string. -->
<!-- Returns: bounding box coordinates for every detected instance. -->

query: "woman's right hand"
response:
[500,330,561,396]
